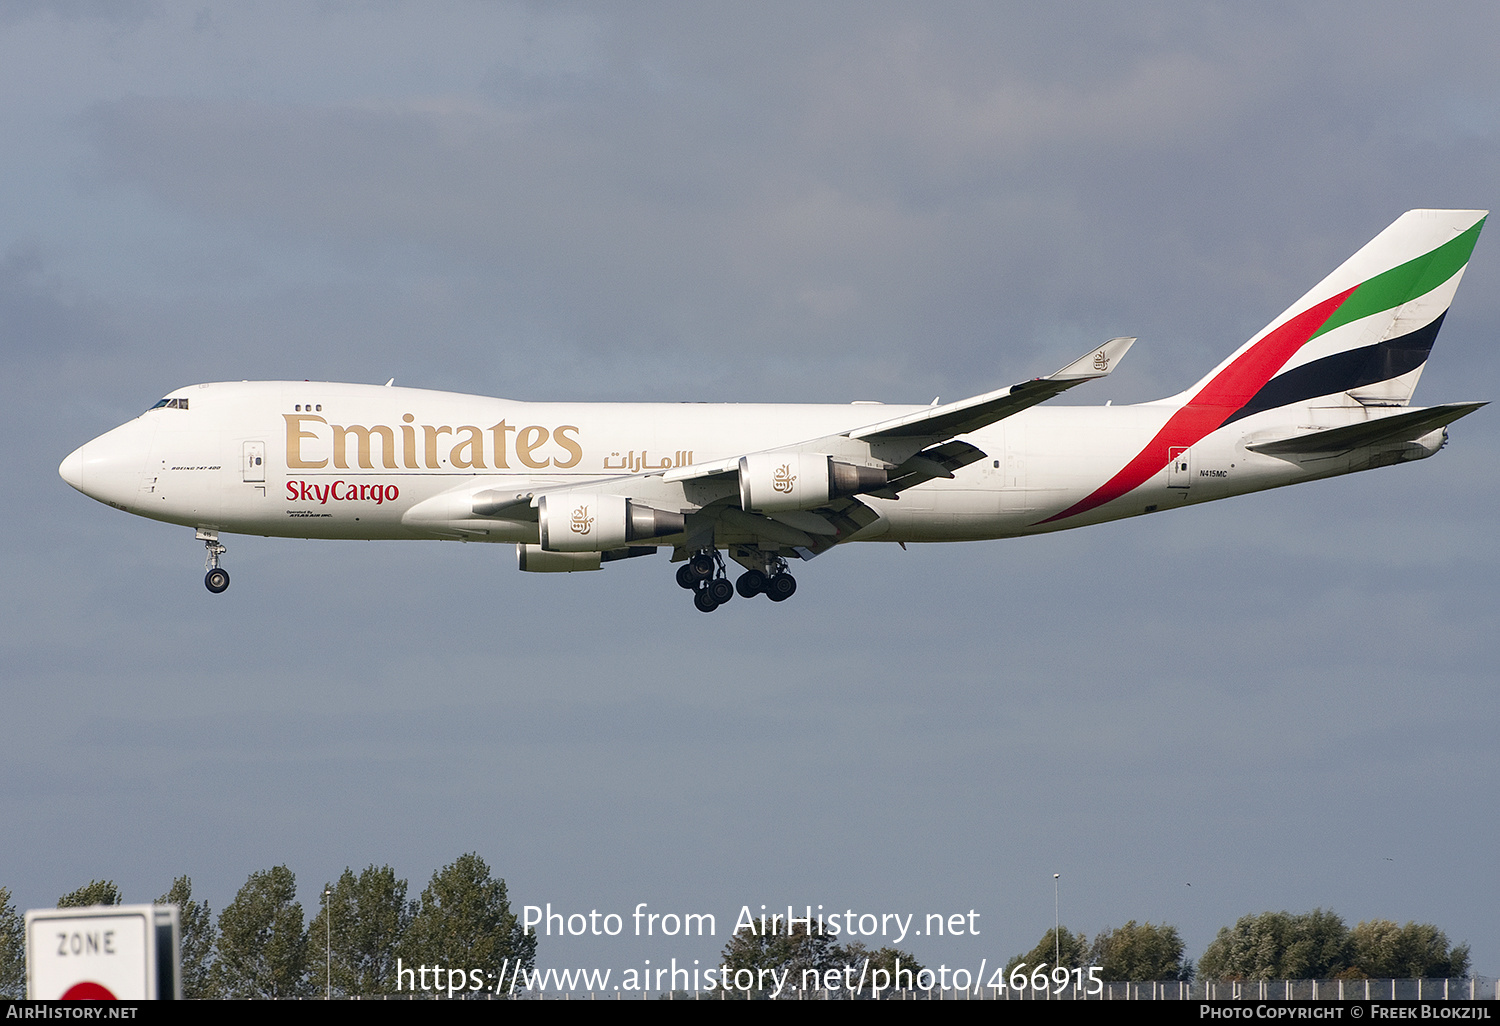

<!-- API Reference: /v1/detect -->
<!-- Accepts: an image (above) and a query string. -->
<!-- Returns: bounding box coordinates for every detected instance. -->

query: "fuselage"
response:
[59,379,1438,548]
[54,210,1486,607]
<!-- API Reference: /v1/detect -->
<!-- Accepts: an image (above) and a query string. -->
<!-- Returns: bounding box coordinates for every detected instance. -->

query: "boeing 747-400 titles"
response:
[60,209,1487,611]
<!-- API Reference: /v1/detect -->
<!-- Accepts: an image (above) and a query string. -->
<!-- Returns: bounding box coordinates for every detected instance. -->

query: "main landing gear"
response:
[675,550,796,612]
[676,550,731,612]
[199,529,229,594]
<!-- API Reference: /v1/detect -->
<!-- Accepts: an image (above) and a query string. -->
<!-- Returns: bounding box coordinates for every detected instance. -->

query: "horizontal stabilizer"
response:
[1245,402,1485,456]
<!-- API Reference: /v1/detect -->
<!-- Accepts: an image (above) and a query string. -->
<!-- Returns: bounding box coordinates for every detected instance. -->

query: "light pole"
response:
[324,887,332,999]
[1053,873,1060,966]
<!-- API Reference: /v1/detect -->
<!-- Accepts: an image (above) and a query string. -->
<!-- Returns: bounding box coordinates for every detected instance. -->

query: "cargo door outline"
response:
[999,425,1028,512]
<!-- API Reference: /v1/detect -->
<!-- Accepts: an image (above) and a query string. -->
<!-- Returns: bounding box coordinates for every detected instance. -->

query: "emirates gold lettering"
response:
[400,414,418,469]
[449,425,484,469]
[286,414,585,472]
[284,414,329,469]
[516,425,550,469]
[553,425,582,469]
[423,425,453,469]
[489,421,516,469]
[332,423,397,469]
[773,463,796,493]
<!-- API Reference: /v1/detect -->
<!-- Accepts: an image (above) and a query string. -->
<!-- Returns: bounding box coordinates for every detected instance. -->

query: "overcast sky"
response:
[4,1,1498,989]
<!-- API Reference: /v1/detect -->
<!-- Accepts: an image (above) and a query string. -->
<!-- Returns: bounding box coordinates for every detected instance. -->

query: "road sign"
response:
[25,904,180,1000]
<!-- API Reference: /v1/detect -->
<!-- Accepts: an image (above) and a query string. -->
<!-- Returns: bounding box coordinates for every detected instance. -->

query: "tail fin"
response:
[1038,210,1484,526]
[1172,208,1486,420]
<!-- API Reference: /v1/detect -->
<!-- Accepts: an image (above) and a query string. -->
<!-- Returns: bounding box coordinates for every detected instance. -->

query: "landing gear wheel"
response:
[688,552,715,581]
[766,572,797,602]
[736,569,766,598]
[708,577,734,604]
[676,564,698,590]
[693,587,720,613]
[200,531,229,594]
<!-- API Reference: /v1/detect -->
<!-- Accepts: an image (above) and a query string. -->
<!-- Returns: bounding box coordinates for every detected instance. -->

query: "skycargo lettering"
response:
[286,480,400,504]
[283,414,582,471]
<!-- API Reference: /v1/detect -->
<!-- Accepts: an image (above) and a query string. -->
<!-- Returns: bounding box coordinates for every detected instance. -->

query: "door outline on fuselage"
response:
[1167,446,1191,489]
[243,441,265,483]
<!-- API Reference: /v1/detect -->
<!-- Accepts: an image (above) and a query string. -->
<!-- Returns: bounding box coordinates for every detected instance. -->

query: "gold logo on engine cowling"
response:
[772,464,796,493]
[1092,350,1109,371]
[570,504,593,534]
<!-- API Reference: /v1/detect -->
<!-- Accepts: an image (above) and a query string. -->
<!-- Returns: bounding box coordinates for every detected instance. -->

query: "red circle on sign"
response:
[62,981,116,1000]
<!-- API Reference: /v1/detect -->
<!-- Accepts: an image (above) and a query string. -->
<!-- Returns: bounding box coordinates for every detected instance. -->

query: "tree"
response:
[834,943,926,995]
[0,888,23,999]
[57,881,121,907]
[1005,926,1091,976]
[1349,920,1471,979]
[1197,909,1352,980]
[405,853,534,987]
[720,921,841,998]
[214,866,310,998]
[306,865,413,996]
[1090,921,1193,981]
[157,876,216,998]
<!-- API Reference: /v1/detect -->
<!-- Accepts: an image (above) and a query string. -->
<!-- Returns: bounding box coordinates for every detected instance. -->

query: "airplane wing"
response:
[692,441,985,560]
[662,336,1136,484]
[847,335,1136,442]
[1245,402,1485,456]
[655,337,1134,560]
[711,496,884,558]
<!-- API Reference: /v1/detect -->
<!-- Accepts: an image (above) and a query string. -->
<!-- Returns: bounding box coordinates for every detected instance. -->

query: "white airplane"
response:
[61,209,1486,612]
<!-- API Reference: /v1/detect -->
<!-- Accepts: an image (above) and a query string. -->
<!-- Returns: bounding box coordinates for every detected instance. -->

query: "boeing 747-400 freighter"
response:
[60,209,1486,611]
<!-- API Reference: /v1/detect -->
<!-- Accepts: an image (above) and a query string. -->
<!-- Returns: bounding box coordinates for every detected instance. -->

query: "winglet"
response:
[1048,336,1136,381]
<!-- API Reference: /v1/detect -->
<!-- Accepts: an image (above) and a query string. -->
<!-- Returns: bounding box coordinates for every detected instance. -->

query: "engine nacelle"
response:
[738,453,887,512]
[517,545,602,572]
[537,493,685,552]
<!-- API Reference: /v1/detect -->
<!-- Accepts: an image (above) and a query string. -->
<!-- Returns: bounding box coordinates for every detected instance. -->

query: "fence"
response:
[1010,977,1494,1001]
[464,976,1496,999]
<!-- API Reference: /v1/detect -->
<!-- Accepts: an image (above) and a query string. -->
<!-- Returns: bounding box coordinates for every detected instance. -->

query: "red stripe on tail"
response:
[1037,286,1356,525]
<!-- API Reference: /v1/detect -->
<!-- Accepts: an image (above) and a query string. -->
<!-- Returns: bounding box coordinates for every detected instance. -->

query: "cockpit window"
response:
[147,397,189,411]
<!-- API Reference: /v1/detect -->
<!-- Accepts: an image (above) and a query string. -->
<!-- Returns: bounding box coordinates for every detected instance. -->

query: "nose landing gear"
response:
[199,528,229,594]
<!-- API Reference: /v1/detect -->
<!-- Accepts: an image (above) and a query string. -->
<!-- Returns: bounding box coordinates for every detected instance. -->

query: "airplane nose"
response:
[60,446,85,492]
[60,418,157,510]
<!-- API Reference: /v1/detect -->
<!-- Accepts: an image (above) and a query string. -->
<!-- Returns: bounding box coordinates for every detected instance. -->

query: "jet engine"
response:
[738,453,887,512]
[537,493,685,552]
[516,546,601,572]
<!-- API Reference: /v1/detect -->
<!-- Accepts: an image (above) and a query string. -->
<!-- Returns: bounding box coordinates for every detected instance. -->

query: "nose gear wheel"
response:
[199,530,229,594]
